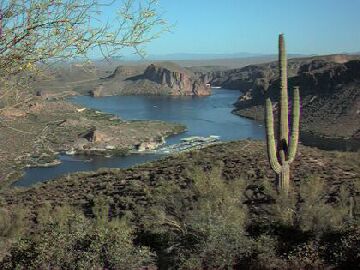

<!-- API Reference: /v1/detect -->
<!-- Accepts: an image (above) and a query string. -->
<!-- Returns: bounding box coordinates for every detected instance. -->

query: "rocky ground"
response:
[0,99,185,189]
[2,140,359,217]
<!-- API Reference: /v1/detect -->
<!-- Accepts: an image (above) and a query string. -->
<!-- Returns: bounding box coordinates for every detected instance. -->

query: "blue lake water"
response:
[15,89,265,187]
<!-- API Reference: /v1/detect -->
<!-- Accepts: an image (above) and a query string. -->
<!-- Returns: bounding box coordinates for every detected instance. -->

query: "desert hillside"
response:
[197,54,360,140]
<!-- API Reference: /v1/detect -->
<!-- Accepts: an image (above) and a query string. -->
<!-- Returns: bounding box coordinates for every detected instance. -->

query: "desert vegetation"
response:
[0,158,359,269]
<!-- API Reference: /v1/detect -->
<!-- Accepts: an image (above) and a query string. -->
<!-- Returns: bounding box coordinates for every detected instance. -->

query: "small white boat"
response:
[65,149,76,155]
[181,136,202,142]
[76,108,86,113]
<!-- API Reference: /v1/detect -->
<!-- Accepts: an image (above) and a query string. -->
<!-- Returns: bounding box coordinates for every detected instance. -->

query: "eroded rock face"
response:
[143,63,211,96]
[228,57,360,139]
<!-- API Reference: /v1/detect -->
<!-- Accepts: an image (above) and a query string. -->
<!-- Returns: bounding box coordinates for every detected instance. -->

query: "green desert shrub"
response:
[143,167,358,269]
[263,176,351,233]
[0,207,27,240]
[179,167,253,269]
[137,165,256,269]
[257,176,356,268]
[298,177,350,233]
[0,203,154,270]
[248,234,289,270]
[0,206,27,259]
[273,189,297,227]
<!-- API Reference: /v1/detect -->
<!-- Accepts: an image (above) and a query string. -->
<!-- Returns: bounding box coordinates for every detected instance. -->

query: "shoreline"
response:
[0,99,186,189]
[231,109,360,152]
[3,139,359,214]
[2,89,358,189]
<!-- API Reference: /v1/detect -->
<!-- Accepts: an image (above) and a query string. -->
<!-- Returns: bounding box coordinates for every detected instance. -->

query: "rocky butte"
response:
[141,62,211,96]
[88,62,211,96]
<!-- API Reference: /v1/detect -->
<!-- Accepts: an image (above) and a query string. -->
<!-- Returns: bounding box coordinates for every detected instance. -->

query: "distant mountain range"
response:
[115,52,311,61]
[107,53,315,69]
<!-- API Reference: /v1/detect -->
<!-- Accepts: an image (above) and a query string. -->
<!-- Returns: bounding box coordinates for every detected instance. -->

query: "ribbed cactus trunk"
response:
[278,34,289,148]
[265,34,301,194]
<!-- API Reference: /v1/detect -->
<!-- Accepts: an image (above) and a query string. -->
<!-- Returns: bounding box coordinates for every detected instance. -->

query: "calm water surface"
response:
[15,89,265,187]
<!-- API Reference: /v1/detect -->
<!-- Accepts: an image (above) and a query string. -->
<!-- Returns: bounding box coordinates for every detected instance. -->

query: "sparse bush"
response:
[137,165,256,269]
[179,167,253,269]
[258,175,358,268]
[298,177,349,232]
[0,207,27,239]
[0,203,154,270]
[0,206,27,259]
[273,188,297,227]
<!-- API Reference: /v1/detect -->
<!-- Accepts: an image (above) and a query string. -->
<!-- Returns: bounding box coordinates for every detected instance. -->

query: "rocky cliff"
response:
[200,54,360,90]
[141,63,210,96]
[87,62,211,96]
[198,54,360,140]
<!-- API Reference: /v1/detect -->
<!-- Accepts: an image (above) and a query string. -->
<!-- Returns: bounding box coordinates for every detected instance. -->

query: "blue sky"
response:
[107,0,360,56]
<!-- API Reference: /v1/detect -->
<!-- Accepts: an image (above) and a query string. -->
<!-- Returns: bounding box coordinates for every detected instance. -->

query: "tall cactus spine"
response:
[265,34,301,194]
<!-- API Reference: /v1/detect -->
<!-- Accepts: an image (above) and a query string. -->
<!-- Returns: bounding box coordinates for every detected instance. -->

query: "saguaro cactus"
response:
[265,34,300,194]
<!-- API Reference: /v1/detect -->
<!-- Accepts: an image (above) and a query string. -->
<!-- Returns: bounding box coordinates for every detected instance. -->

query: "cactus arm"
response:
[278,34,289,146]
[288,86,300,163]
[265,97,282,174]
